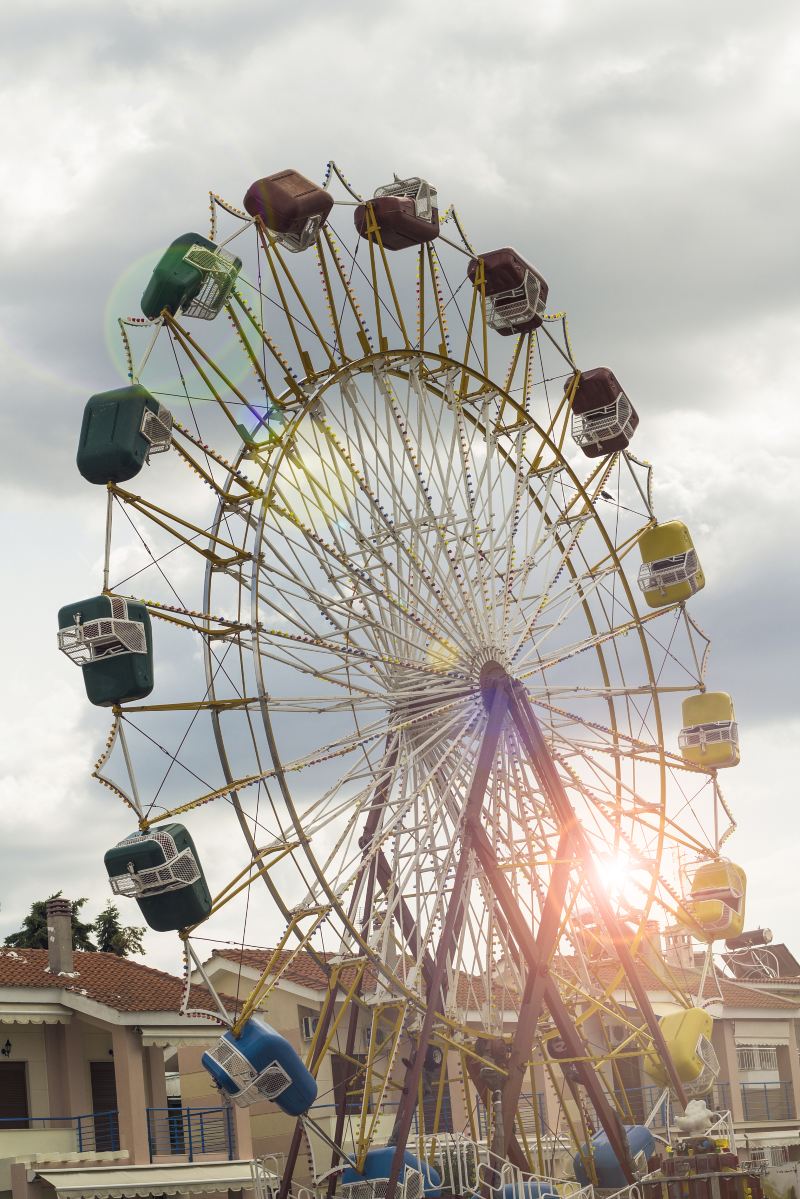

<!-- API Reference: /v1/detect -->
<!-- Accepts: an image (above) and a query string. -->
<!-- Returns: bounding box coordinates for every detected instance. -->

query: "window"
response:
[738,1047,757,1072]
[421,1077,454,1134]
[298,1005,320,1043]
[331,1054,367,1115]
[747,1146,790,1169]
[737,1045,779,1072]
[0,1062,29,1129]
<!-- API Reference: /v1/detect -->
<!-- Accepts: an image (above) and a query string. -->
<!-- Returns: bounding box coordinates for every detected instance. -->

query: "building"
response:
[0,900,253,1199]
[596,951,800,1167]
[7,902,799,1199]
[189,940,800,1181]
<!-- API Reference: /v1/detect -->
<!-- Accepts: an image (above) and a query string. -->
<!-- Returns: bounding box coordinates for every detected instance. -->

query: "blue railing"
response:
[146,1106,235,1161]
[613,1085,668,1126]
[740,1082,795,1121]
[0,1111,119,1153]
[612,1083,732,1127]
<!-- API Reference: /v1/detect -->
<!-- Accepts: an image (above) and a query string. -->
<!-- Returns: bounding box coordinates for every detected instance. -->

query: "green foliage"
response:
[93,902,146,957]
[3,894,145,958]
[4,893,96,952]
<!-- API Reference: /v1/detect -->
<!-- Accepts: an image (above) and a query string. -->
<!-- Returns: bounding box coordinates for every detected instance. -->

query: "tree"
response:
[3,895,146,958]
[93,903,145,957]
[4,893,96,952]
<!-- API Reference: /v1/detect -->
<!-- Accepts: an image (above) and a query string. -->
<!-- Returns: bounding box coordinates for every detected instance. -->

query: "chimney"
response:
[46,898,74,975]
[664,924,694,971]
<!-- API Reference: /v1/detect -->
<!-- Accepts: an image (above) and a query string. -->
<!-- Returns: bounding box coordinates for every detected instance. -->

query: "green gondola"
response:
[141,232,241,320]
[104,823,212,931]
[77,385,172,484]
[57,594,153,706]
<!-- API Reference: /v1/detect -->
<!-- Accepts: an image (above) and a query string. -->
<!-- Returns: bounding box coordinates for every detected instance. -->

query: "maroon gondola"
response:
[568,367,639,457]
[244,169,334,252]
[467,247,549,335]
[354,175,439,250]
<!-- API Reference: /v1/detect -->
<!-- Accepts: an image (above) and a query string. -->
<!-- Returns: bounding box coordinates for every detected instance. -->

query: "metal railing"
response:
[740,1082,795,1122]
[476,1093,549,1139]
[0,1111,120,1153]
[146,1106,235,1160]
[612,1083,732,1129]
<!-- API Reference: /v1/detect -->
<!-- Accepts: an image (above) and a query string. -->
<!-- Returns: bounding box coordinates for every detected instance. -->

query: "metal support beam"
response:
[376,850,435,991]
[384,685,509,1199]
[492,831,574,1160]
[463,1053,530,1171]
[278,969,342,1199]
[467,817,637,1183]
[507,680,688,1108]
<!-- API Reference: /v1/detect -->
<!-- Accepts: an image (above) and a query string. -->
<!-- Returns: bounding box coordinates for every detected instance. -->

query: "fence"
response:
[475,1093,549,1140]
[146,1106,235,1160]
[740,1083,795,1122]
[0,1111,120,1153]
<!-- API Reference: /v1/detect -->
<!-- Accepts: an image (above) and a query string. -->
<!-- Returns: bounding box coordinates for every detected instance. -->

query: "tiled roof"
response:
[213,949,524,1009]
[592,958,800,1012]
[213,947,334,989]
[211,948,800,1013]
[0,948,222,1016]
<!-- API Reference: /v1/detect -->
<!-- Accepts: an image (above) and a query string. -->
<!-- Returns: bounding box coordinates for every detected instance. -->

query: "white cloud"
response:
[1,0,798,979]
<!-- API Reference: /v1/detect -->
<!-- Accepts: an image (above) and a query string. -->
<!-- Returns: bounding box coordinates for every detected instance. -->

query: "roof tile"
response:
[211,949,800,1012]
[0,948,220,1015]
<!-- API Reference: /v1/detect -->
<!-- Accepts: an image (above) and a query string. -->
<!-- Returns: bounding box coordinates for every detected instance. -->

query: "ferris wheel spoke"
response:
[498,427,530,642]
[263,501,445,653]
[369,370,487,633]
[410,370,495,638]
[255,564,445,670]
[506,514,601,666]
[496,467,564,620]
[286,407,474,649]
[515,604,675,681]
[354,372,486,639]
[521,565,623,661]
[301,700,480,855]
[313,709,486,929]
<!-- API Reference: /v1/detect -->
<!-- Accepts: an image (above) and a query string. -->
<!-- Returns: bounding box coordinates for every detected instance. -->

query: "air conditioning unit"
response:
[301,1015,319,1043]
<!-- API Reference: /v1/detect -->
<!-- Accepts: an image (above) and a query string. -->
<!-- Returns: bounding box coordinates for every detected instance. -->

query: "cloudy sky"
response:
[1,0,798,977]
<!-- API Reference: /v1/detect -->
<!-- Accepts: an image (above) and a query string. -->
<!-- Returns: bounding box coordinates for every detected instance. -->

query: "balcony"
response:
[0,1111,120,1156]
[146,1107,235,1161]
[0,1108,235,1164]
[613,1084,731,1129]
[740,1082,795,1122]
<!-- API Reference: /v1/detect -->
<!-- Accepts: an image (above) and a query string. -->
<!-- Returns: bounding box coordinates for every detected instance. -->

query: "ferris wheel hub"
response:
[479,659,510,710]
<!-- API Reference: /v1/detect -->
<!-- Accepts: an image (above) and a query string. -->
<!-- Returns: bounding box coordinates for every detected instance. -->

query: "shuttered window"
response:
[0,1062,29,1128]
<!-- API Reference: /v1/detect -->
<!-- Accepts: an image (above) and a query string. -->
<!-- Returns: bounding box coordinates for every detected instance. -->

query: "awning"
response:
[0,1004,71,1025]
[141,1031,220,1048]
[34,1160,255,1198]
[734,1019,791,1042]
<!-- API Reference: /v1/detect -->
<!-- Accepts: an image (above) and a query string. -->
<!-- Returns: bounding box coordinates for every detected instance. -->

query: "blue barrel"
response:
[573,1125,655,1189]
[202,1016,317,1115]
[343,1148,442,1199]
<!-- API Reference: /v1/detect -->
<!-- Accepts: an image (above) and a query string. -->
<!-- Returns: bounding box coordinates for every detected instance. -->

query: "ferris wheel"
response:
[58,164,750,1198]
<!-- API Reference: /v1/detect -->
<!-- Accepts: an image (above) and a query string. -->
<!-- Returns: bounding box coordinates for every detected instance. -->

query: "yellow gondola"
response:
[679,859,747,941]
[679,692,740,768]
[637,521,705,608]
[644,1007,719,1097]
